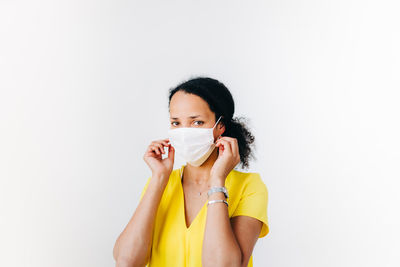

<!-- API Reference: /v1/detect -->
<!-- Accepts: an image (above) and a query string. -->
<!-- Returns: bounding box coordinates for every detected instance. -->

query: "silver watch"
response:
[207,186,229,199]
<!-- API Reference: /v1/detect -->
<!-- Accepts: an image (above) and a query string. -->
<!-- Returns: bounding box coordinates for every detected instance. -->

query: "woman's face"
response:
[169,91,225,138]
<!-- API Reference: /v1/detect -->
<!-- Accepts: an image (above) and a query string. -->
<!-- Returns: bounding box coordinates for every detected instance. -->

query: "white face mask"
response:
[167,116,223,167]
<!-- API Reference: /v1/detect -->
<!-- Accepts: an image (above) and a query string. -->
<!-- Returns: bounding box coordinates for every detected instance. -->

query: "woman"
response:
[113,77,269,267]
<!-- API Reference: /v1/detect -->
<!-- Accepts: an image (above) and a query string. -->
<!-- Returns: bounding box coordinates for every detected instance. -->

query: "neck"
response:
[183,148,219,185]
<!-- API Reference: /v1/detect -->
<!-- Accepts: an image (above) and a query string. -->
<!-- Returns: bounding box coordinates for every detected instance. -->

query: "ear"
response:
[218,122,226,136]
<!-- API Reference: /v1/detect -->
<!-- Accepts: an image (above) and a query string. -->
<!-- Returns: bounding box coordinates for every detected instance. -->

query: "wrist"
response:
[152,171,168,180]
[151,173,169,187]
[207,178,225,187]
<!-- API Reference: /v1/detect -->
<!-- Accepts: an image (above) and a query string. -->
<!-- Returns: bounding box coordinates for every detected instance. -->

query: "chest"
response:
[182,183,209,229]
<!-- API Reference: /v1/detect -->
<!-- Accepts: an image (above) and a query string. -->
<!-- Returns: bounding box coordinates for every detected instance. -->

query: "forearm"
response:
[202,177,242,267]
[113,176,167,266]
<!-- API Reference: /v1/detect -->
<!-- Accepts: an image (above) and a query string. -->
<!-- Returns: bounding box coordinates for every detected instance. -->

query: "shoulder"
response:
[228,169,268,195]
[229,169,270,237]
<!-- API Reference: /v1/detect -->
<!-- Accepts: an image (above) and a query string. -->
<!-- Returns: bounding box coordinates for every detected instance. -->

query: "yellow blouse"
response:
[139,164,269,267]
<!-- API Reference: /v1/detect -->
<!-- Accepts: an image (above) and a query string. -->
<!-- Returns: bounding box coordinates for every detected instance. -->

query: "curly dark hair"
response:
[167,76,256,169]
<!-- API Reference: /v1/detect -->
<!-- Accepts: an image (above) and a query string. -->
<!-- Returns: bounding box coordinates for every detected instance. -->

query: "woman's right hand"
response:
[143,138,175,181]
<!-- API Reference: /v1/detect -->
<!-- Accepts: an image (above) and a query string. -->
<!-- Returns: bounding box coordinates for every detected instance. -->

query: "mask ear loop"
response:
[213,116,223,143]
[213,116,223,130]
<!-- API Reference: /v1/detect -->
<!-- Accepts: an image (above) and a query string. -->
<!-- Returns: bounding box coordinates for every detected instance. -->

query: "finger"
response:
[224,139,235,155]
[216,139,232,155]
[145,147,158,158]
[217,140,230,154]
[219,136,235,144]
[150,145,161,155]
[162,140,170,146]
[226,138,239,156]
[151,140,168,147]
[232,138,239,157]
[146,145,156,154]
[149,145,159,155]
[158,143,166,154]
[157,139,170,146]
[229,139,240,163]
[153,140,169,151]
[155,143,166,154]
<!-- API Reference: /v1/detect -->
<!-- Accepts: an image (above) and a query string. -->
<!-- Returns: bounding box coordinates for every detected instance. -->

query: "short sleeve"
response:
[231,173,269,238]
[139,177,151,201]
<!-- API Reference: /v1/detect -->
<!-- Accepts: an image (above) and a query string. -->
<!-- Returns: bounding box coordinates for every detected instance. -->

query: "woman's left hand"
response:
[209,136,241,183]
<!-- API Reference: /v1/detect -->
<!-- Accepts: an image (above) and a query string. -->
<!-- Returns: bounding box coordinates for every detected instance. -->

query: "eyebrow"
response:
[170,115,202,120]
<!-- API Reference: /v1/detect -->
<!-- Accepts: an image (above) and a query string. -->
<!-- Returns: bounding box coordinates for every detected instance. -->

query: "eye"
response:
[171,121,179,126]
[193,120,204,126]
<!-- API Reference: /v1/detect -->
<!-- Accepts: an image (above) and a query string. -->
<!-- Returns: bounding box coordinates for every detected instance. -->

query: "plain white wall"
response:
[1,0,399,266]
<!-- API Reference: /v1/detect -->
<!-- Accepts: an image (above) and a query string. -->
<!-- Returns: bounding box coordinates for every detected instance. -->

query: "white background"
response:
[1,0,399,266]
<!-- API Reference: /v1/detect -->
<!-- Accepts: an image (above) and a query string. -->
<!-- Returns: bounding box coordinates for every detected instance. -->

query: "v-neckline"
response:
[179,165,208,230]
